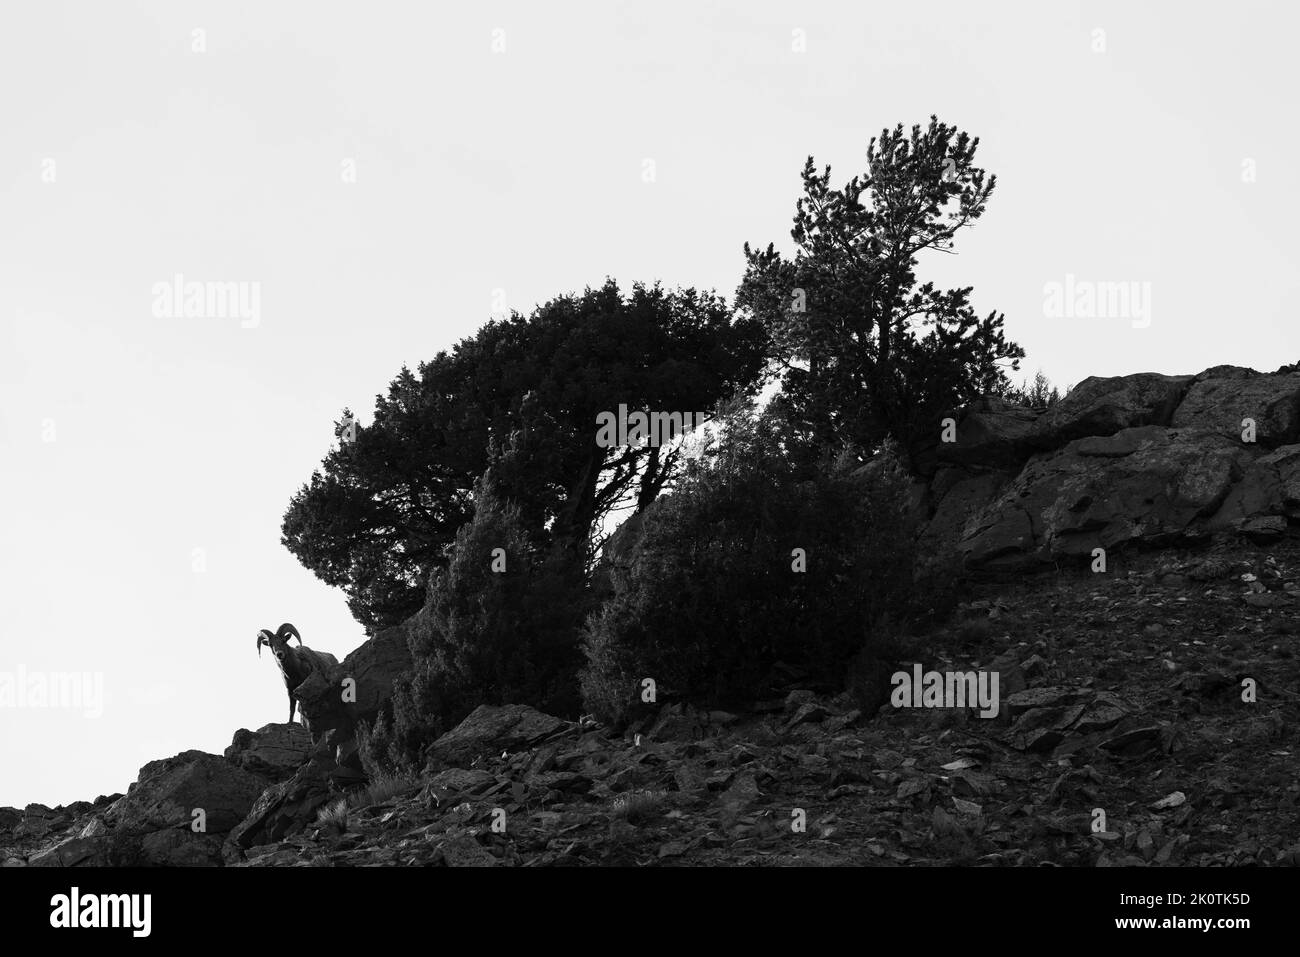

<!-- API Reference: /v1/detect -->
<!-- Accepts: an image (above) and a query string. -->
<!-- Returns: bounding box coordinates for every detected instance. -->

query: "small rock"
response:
[783,690,816,714]
[872,749,906,769]
[824,710,862,734]
[721,773,760,809]
[1099,721,1163,755]
[1150,791,1186,811]
[1019,655,1049,679]
[784,702,829,729]
[1005,687,1083,718]
[1071,693,1128,734]
[424,768,497,799]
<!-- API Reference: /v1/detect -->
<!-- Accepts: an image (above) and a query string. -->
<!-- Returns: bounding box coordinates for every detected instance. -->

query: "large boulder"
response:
[339,619,415,728]
[1031,373,1193,447]
[223,750,336,861]
[932,373,1197,473]
[959,426,1251,570]
[224,723,312,782]
[1208,444,1300,532]
[77,750,271,865]
[920,467,1012,555]
[289,618,414,752]
[937,399,1041,469]
[108,751,267,836]
[423,705,571,772]
[1171,366,1300,447]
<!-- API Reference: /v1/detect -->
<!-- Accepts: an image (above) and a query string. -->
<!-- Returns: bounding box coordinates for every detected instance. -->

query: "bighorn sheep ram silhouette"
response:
[255,623,340,725]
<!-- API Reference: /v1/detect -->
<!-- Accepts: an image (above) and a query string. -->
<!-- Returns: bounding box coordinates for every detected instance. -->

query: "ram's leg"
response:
[288,696,297,724]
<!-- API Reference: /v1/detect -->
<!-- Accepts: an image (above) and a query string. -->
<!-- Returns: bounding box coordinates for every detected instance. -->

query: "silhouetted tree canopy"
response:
[282,280,766,631]
[738,116,1025,471]
[998,369,1071,409]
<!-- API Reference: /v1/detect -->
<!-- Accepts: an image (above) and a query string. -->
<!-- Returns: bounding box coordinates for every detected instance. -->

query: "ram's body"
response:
[256,623,339,724]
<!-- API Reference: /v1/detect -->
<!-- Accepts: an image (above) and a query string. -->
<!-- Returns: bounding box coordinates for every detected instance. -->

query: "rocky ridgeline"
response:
[4,363,1300,867]
[921,364,1300,570]
[4,538,1299,866]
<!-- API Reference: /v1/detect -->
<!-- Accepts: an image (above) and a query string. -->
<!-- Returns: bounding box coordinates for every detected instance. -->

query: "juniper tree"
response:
[738,116,1024,470]
[282,280,765,631]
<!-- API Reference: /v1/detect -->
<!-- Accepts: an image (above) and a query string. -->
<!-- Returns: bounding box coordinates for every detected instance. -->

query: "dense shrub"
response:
[580,409,922,725]
[360,477,589,773]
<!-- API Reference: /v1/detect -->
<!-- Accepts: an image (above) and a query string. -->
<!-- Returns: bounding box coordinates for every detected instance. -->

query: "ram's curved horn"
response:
[276,622,302,645]
[255,629,275,657]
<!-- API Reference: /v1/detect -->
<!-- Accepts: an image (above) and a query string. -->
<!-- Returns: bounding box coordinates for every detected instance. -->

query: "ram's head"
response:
[256,622,301,660]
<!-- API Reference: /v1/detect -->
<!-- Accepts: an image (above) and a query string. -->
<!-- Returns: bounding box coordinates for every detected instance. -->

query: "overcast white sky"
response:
[2,1,1296,807]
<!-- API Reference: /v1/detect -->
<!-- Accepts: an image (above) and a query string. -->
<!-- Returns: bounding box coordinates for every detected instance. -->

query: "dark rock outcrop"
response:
[223,749,336,861]
[340,620,415,729]
[25,751,267,867]
[1171,366,1300,446]
[424,704,572,771]
[958,427,1249,570]
[1208,445,1300,532]
[915,366,1300,571]
[938,398,1041,470]
[921,468,1014,555]
[293,619,414,747]
[1030,372,1193,447]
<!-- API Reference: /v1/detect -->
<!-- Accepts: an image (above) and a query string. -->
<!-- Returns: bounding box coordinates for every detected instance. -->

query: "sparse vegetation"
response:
[315,798,348,828]
[315,772,421,830]
[998,369,1072,409]
[350,772,420,809]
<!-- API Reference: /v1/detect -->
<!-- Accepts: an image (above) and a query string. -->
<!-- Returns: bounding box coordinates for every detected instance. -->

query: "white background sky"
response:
[2,1,1296,807]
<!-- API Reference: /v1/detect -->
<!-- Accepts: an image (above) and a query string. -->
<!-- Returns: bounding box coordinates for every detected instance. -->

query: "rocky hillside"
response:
[4,364,1299,867]
[5,539,1298,866]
